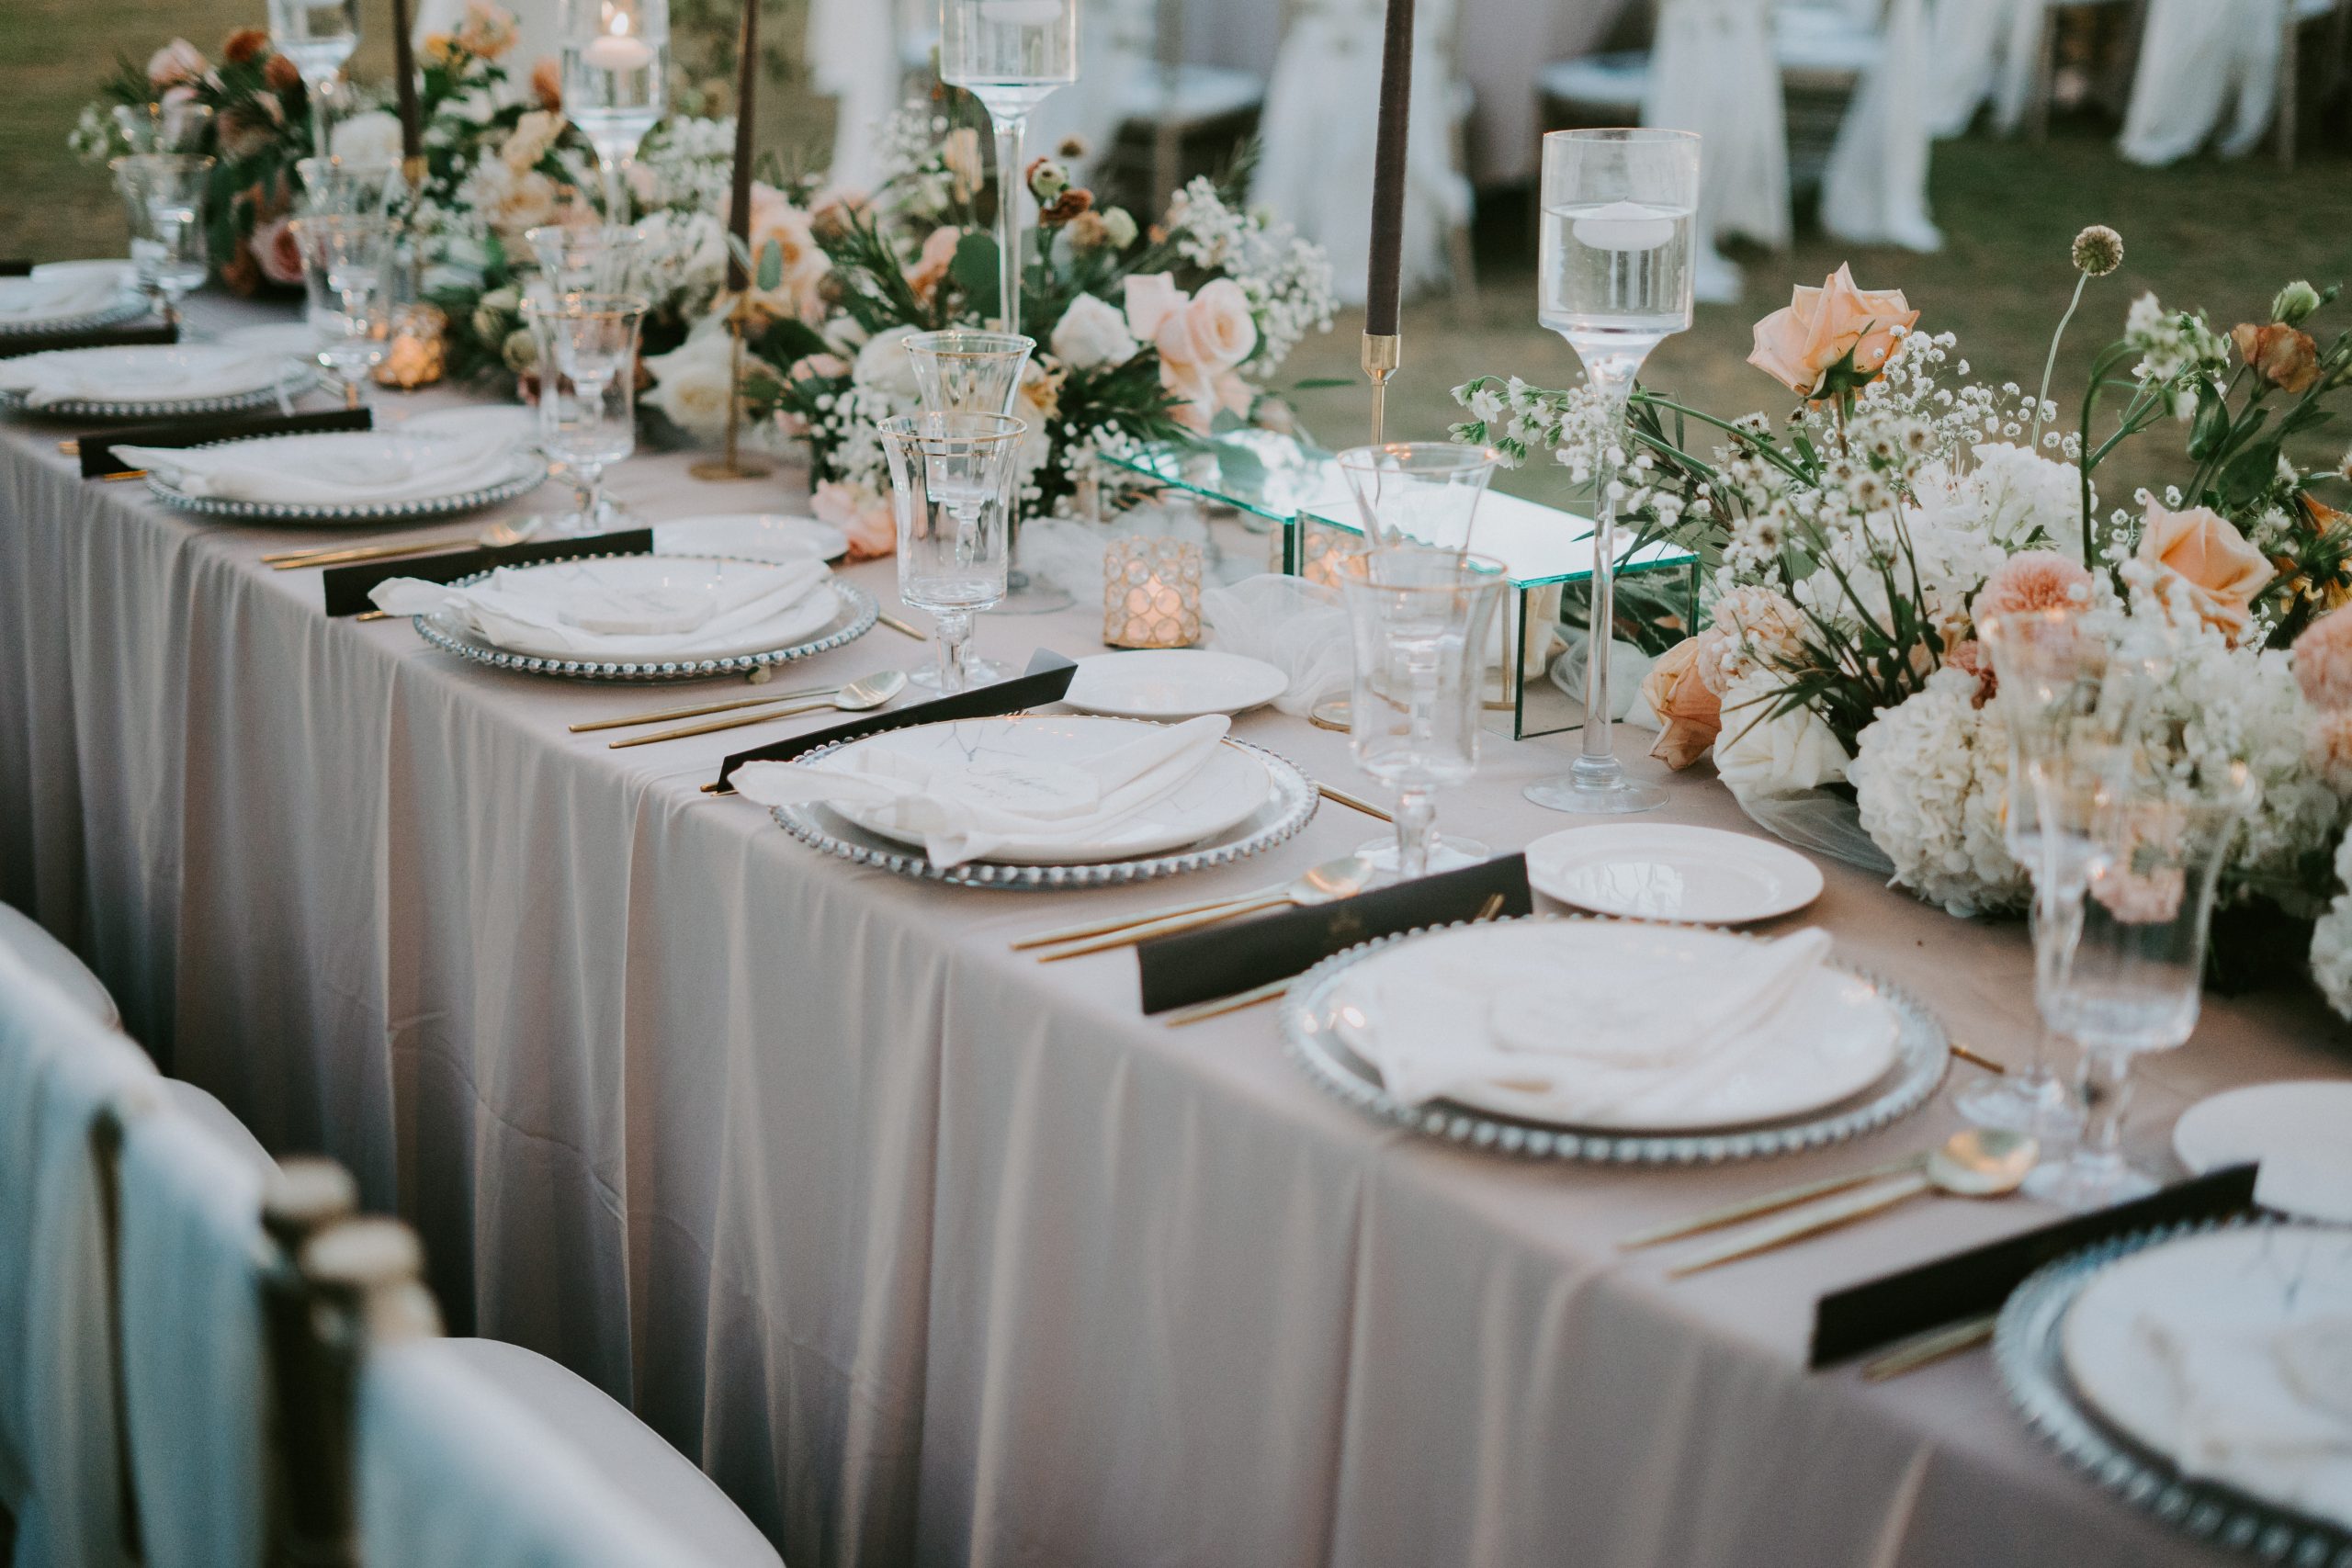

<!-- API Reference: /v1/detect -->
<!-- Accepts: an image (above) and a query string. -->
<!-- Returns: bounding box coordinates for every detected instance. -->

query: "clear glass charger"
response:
[1275,913,1951,1165]
[763,734,1319,889]
[1991,1217,2349,1566]
[146,446,548,525]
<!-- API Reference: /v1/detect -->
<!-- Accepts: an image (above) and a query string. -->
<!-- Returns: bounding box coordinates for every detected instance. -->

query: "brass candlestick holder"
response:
[1362,331,1399,445]
[688,295,772,482]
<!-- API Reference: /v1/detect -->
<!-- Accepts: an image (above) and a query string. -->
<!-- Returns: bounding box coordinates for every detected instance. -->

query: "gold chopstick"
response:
[569,682,835,733]
[1317,784,1392,822]
[1619,1156,1919,1249]
[876,611,925,640]
[266,537,459,570]
[1860,1314,1997,1381]
[355,609,390,622]
[1950,1043,2007,1076]
[1012,882,1286,950]
[609,696,840,749]
[58,439,80,456]
[1665,1173,1933,1278]
[1162,977,1291,1026]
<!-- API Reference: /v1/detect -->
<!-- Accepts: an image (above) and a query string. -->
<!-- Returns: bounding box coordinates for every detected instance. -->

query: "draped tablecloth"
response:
[4,298,2343,1568]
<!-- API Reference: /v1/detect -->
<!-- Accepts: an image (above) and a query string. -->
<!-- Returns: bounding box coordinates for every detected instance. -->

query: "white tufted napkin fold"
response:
[2137,1308,2352,1529]
[0,270,130,321]
[0,345,290,408]
[370,555,837,660]
[119,422,523,505]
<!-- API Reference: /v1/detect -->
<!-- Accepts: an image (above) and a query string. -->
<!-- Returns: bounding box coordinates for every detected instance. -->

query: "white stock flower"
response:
[1849,669,2029,917]
[1713,674,1852,801]
[330,110,405,171]
[1047,293,1137,370]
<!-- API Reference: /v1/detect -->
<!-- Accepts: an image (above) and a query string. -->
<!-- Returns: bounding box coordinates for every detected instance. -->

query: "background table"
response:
[1,299,2340,1568]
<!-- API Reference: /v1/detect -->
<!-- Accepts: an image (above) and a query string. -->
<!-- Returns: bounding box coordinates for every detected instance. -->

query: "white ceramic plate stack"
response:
[1278,916,1948,1163]
[0,343,314,419]
[761,714,1319,888]
[1996,1223,2352,1562]
[1526,824,1824,923]
[140,412,547,523]
[402,552,876,681]
[0,262,146,336]
[1063,650,1290,720]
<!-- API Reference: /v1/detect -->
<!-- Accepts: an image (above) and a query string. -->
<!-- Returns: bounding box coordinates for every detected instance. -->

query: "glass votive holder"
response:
[1103,536,1203,649]
[374,302,447,389]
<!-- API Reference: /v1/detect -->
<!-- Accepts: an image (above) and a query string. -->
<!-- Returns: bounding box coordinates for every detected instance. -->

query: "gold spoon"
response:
[1667,1129,2040,1277]
[608,669,906,749]
[1035,855,1378,963]
[266,515,544,570]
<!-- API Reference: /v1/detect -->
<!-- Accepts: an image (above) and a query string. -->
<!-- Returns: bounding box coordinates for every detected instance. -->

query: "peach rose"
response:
[529,58,563,111]
[1747,263,1919,400]
[2232,321,2322,396]
[264,54,303,93]
[1123,273,1185,341]
[148,39,207,89]
[2293,604,2352,710]
[729,184,831,319]
[810,480,896,561]
[454,0,520,60]
[250,215,306,288]
[1151,278,1258,430]
[902,225,961,300]
[2136,502,2274,643]
[221,27,270,65]
[786,352,848,382]
[1640,633,1724,769]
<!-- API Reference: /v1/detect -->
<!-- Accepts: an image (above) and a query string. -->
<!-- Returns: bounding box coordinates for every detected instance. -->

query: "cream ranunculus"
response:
[1048,292,1138,370]
[1747,263,1919,400]
[641,326,738,441]
[329,110,405,172]
[851,324,922,400]
[2135,502,2275,644]
[1713,673,1852,800]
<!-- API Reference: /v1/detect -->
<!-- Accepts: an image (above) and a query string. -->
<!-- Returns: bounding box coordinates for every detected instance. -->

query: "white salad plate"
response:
[2173,1080,2352,1223]
[654,513,849,565]
[1526,823,1824,924]
[1063,649,1291,720]
[824,715,1272,864]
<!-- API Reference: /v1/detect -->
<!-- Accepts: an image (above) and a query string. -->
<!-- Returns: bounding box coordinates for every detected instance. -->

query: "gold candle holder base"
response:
[689,304,772,482]
[1361,331,1400,446]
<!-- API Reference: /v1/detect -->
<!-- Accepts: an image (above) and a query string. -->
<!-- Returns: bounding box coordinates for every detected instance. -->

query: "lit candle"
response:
[727,0,757,294]
[390,0,423,166]
[1363,0,1417,340]
[1103,537,1204,649]
[582,17,655,73]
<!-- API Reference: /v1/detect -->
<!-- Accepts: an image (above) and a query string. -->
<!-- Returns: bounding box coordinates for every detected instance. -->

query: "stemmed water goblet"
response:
[1525,127,1699,817]
[560,0,669,226]
[939,0,1079,341]
[267,0,361,161]
[525,292,649,534]
[525,222,645,299]
[113,100,213,155]
[112,154,213,328]
[903,328,1046,650]
[290,213,394,407]
[1338,546,1509,881]
[877,412,1026,694]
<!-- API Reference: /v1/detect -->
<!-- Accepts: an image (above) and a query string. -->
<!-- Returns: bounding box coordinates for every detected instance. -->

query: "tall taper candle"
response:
[390,0,423,167]
[1363,0,1416,338]
[727,0,758,294]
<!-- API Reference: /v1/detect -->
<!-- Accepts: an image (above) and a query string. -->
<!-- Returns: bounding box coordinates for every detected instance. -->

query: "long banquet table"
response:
[3,300,2346,1568]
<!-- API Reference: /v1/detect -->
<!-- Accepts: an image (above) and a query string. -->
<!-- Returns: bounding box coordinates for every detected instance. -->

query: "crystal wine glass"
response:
[523,292,648,533]
[1338,547,1509,880]
[112,154,213,328]
[113,100,213,155]
[267,0,361,162]
[526,221,645,298]
[294,156,403,220]
[1525,128,1698,817]
[560,0,669,227]
[903,328,1040,656]
[2022,756,2252,1211]
[878,412,1026,694]
[939,0,1078,342]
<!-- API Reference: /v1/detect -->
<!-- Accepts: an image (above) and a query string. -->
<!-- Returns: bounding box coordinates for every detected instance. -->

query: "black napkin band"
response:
[711,649,1080,794]
[1136,854,1534,1014]
[81,408,371,479]
[322,527,655,618]
[1807,1162,2260,1368]
[0,261,31,277]
[0,321,176,360]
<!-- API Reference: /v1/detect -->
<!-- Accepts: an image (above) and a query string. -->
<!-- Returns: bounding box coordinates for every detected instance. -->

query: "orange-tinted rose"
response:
[530,57,562,111]
[2136,502,2275,643]
[221,27,271,64]
[265,53,302,92]
[1640,632,1724,769]
[2231,321,2321,395]
[1747,263,1919,400]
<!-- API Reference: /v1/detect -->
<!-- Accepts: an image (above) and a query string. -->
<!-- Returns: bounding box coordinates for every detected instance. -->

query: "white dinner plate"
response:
[821,715,1272,864]
[1526,823,1824,923]
[2061,1226,2352,1530]
[2174,1081,2352,1223]
[0,343,311,417]
[460,555,842,661]
[1324,920,1900,1131]
[654,512,848,564]
[1064,649,1290,719]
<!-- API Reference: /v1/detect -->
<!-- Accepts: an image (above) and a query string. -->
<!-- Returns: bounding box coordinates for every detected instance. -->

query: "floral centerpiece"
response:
[639,107,1338,554]
[1453,233,2352,1017]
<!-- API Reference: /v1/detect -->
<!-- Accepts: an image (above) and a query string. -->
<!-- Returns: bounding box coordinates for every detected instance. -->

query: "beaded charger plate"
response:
[0,293,147,337]
[0,361,318,421]
[1273,913,1949,1165]
[146,445,547,525]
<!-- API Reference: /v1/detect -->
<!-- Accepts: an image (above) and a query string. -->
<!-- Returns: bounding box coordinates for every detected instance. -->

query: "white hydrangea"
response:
[2308,829,2352,1019]
[1849,669,2030,917]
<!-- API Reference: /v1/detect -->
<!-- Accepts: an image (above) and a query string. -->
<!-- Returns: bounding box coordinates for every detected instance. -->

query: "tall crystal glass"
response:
[560,0,669,225]
[2022,758,2251,1211]
[1338,442,1504,552]
[525,292,649,533]
[1339,547,1509,880]
[291,213,394,407]
[112,154,212,327]
[267,0,361,161]
[903,328,1040,653]
[940,0,1078,342]
[1525,128,1697,817]
[525,221,644,298]
[878,412,1026,694]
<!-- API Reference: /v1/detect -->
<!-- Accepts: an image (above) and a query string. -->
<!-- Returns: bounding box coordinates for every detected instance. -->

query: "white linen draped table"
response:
[3,296,2341,1568]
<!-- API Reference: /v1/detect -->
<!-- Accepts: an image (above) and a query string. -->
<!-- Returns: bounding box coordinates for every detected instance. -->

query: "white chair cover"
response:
[1251,0,1472,307]
[1819,0,1944,251]
[1644,0,1788,304]
[2120,0,2288,164]
[0,902,118,1029]
[808,0,912,193]
[117,1111,272,1568]
[1926,0,2027,134]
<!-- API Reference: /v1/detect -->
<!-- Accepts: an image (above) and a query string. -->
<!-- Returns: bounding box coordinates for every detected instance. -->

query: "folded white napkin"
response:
[0,345,291,408]
[370,556,837,660]
[732,715,1232,867]
[120,423,525,505]
[0,270,130,321]
[2140,1307,2352,1529]
[1350,927,1836,1122]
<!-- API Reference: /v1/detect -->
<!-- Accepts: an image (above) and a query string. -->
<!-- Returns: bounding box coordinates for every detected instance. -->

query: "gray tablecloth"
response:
[3,299,2342,1568]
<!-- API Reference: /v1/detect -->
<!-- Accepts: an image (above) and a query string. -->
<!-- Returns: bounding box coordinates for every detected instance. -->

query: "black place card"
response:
[710,649,1080,794]
[80,408,371,479]
[322,527,655,618]
[0,321,176,360]
[1136,853,1534,1015]
[0,261,31,278]
[1807,1162,2261,1368]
